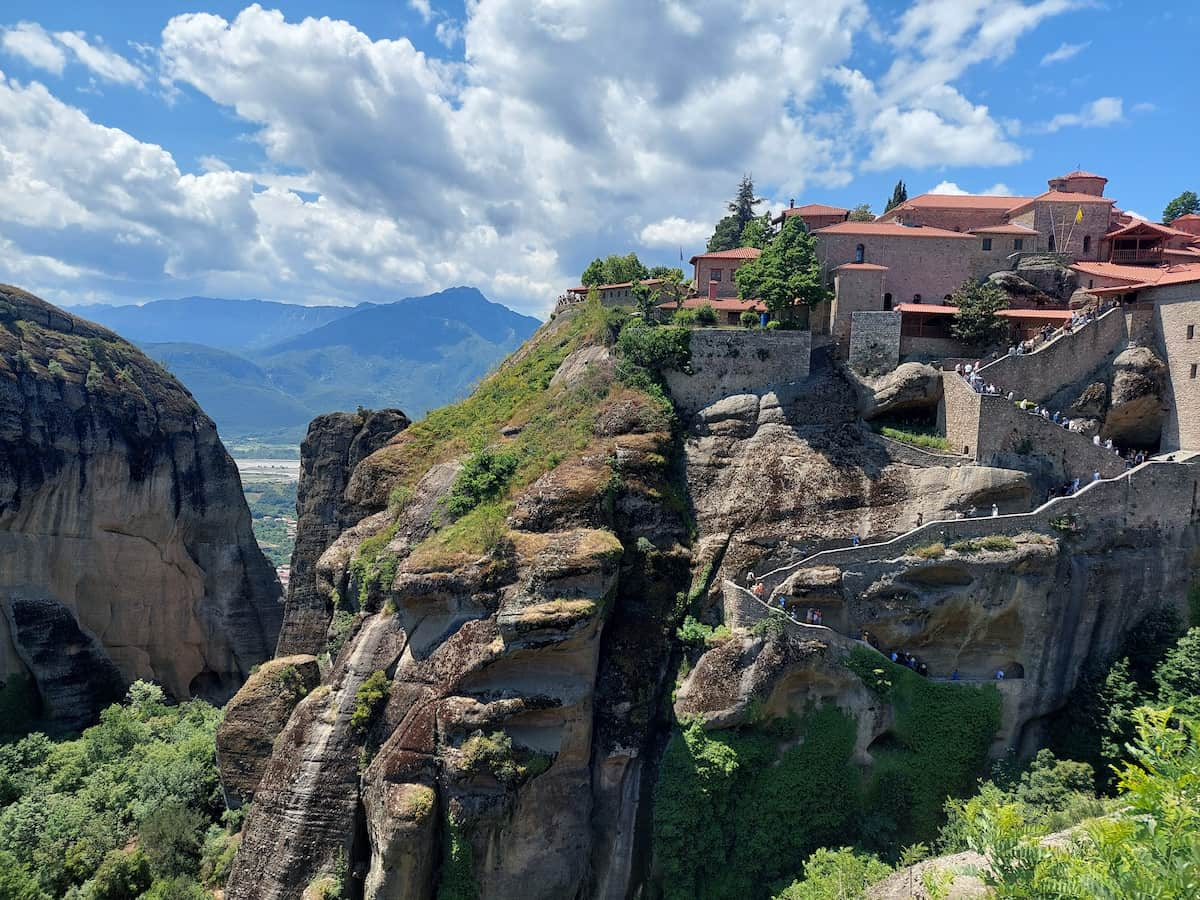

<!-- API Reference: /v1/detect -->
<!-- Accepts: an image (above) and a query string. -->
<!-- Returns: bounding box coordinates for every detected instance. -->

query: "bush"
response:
[950,536,1016,554]
[85,363,104,391]
[695,304,718,326]
[141,877,209,900]
[138,803,203,879]
[437,813,477,900]
[1154,627,1200,716]
[446,447,520,517]
[459,731,522,783]
[677,615,714,645]
[82,849,151,900]
[616,323,691,376]
[740,310,759,329]
[765,320,781,331]
[47,360,66,381]
[672,308,698,327]
[351,670,391,736]
[910,542,945,559]
[773,847,891,899]
[198,825,238,888]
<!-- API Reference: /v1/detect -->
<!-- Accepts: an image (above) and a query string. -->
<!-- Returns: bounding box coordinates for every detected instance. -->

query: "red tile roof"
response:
[1006,192,1115,215]
[835,262,890,270]
[658,296,766,313]
[1057,170,1107,180]
[1106,220,1176,239]
[689,247,762,264]
[894,303,1071,321]
[782,203,849,216]
[894,303,953,314]
[566,278,665,294]
[970,224,1039,235]
[814,221,975,239]
[887,193,1033,212]
[1071,261,1161,283]
[1074,262,1200,292]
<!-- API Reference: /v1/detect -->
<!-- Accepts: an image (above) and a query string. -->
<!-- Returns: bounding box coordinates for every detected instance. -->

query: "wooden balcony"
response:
[1109,247,1163,264]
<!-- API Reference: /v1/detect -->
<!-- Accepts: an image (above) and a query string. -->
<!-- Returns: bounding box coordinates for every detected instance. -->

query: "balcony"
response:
[1109,246,1163,265]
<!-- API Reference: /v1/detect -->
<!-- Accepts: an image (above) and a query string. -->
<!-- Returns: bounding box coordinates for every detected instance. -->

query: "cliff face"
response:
[224,307,1199,899]
[0,285,282,729]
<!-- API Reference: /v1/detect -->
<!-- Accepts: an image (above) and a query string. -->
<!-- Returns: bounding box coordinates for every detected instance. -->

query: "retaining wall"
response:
[665,329,811,414]
[977,306,1127,403]
[848,311,901,374]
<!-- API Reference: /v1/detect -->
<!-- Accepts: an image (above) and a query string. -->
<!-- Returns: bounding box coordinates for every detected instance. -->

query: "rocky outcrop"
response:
[1102,346,1167,447]
[1013,255,1078,301]
[855,362,944,420]
[278,409,409,656]
[0,285,282,726]
[216,654,322,807]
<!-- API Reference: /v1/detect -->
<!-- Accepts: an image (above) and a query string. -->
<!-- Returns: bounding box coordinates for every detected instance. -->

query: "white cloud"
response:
[409,0,434,24]
[1042,96,1123,133]
[639,217,711,248]
[54,31,146,86]
[928,181,1014,195]
[1040,40,1088,65]
[1,22,66,74]
[1125,210,1148,221]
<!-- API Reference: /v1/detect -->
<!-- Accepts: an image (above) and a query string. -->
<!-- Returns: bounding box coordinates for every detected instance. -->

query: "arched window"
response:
[855,243,865,264]
[1083,235,1091,254]
[944,294,953,302]
[883,292,893,310]
[1048,233,1056,252]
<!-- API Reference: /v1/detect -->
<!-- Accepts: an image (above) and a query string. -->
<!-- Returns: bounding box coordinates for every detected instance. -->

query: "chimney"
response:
[790,198,795,208]
[708,280,718,301]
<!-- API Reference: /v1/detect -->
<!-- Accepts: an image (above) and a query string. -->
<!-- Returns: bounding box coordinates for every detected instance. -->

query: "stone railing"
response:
[755,459,1195,586]
[975,304,1127,404]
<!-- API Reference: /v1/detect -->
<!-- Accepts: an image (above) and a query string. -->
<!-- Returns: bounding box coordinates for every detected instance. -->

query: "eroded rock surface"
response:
[0,285,281,724]
[856,362,944,420]
[1102,346,1167,447]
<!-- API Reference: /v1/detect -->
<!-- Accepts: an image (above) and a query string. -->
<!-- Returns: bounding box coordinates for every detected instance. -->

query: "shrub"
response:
[910,542,945,559]
[138,802,203,879]
[83,849,152,900]
[326,610,355,659]
[676,615,714,645]
[436,813,477,900]
[47,360,66,381]
[740,310,759,329]
[695,304,718,326]
[751,615,785,638]
[198,825,238,888]
[765,320,781,331]
[1154,627,1200,716]
[616,322,691,376]
[85,363,104,391]
[351,670,391,736]
[672,308,698,327]
[142,877,208,900]
[446,447,520,517]
[14,349,33,371]
[773,847,891,899]
[460,731,528,784]
[950,536,1016,554]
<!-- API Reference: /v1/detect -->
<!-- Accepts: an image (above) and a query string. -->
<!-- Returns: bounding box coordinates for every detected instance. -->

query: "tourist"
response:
[752,581,765,599]
[778,597,786,610]
[954,510,964,520]
[1072,477,1080,493]
[1007,390,1015,401]
[1093,434,1102,446]
[890,651,898,663]
[851,534,860,547]
[815,609,823,626]
[1093,471,1101,482]
[915,512,924,528]
[747,571,756,585]
[967,505,978,517]
[996,669,1005,681]
[951,669,960,681]
[955,362,964,375]
[991,503,999,517]
[1105,438,1114,450]
[1008,345,1017,358]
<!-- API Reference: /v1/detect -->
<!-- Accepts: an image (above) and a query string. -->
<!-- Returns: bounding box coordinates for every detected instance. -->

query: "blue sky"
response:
[0,1,1196,317]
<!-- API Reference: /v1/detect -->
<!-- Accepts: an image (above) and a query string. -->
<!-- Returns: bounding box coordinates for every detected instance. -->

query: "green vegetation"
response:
[909,542,945,559]
[351,670,391,736]
[580,252,648,287]
[949,279,1010,348]
[884,180,907,214]
[436,813,477,900]
[847,203,874,222]
[695,303,718,326]
[707,175,765,252]
[740,310,760,329]
[1163,189,1199,223]
[772,847,891,899]
[735,216,830,317]
[1153,627,1200,716]
[676,616,732,647]
[653,709,862,900]
[877,425,952,451]
[456,731,549,785]
[446,447,520,517]
[949,535,1017,553]
[0,682,238,898]
[243,478,297,567]
[846,648,1002,846]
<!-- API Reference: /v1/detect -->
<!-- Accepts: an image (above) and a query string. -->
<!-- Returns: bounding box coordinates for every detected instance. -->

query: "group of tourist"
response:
[952,504,1000,519]
[888,650,929,678]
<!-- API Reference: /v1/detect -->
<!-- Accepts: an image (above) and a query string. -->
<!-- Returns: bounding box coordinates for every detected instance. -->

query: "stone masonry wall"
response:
[848,311,900,374]
[665,329,811,414]
[940,371,983,457]
[1152,285,1200,451]
[977,306,1128,403]
[816,232,976,305]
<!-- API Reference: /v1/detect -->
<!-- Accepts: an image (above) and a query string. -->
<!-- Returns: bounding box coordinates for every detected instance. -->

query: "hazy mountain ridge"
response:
[72,288,540,449]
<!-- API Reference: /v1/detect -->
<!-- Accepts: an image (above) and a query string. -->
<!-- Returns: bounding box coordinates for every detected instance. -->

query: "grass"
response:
[949,535,1017,554]
[878,426,952,452]
[404,502,512,572]
[909,542,946,559]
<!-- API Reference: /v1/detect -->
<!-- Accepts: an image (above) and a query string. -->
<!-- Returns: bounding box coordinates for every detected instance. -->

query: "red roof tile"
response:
[970,224,1039,235]
[1057,170,1107,180]
[814,221,974,239]
[782,203,849,216]
[835,262,890,270]
[658,296,766,313]
[884,193,1033,213]
[688,247,762,264]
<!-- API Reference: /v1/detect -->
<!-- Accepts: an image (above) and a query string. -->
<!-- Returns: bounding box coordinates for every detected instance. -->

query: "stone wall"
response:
[665,330,811,414]
[1152,285,1200,451]
[848,311,901,374]
[816,232,976,306]
[902,335,969,359]
[1031,200,1111,261]
[940,372,983,456]
[976,306,1128,403]
[832,267,886,351]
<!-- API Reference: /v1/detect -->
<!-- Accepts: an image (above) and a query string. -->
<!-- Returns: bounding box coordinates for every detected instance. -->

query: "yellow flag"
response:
[1075,206,1084,224]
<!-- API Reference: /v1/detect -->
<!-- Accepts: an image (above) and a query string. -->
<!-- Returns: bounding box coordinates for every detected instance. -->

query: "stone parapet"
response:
[849,311,901,374]
[665,329,811,414]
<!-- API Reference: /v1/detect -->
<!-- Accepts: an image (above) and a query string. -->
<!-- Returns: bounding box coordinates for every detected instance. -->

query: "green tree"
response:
[773,847,891,899]
[631,282,662,323]
[648,265,685,281]
[1162,190,1199,223]
[84,849,152,900]
[138,803,203,879]
[847,203,874,222]
[707,176,764,252]
[948,279,1010,347]
[739,212,775,249]
[1154,627,1200,715]
[734,216,830,317]
[884,180,908,213]
[580,253,649,286]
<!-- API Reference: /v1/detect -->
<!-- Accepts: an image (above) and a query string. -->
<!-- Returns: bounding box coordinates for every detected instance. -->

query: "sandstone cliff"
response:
[0,285,282,730]
[223,304,1199,899]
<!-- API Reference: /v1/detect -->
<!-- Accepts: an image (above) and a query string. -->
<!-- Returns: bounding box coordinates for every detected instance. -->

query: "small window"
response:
[855,243,865,264]
[1192,364,1198,380]
[883,292,893,310]
[1083,235,1091,253]
[1089,279,1094,289]
[1048,234,1056,251]
[1013,238,1024,251]
[1189,325,1195,340]
[981,238,992,251]
[913,294,922,304]
[711,268,722,282]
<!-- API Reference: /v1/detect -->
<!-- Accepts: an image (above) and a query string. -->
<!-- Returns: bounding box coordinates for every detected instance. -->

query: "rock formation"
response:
[0,285,282,727]
[279,408,410,656]
[1102,346,1167,447]
[224,304,1200,899]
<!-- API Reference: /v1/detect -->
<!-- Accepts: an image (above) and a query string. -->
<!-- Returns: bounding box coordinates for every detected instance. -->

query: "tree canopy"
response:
[949,279,1010,347]
[884,180,908,213]
[580,253,649,287]
[707,176,765,252]
[738,212,775,250]
[847,204,874,222]
[734,216,829,316]
[1163,190,1199,223]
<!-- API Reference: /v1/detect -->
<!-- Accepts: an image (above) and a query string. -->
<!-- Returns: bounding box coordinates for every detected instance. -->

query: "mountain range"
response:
[70,288,541,453]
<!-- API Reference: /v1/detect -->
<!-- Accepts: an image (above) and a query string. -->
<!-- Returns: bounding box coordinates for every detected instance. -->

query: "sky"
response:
[0,1,1196,318]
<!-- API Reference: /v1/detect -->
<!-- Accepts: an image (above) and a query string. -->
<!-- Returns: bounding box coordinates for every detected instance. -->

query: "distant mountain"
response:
[88,288,541,451]
[71,296,358,353]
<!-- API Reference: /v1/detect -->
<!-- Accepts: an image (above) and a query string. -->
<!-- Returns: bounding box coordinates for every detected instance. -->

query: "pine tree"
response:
[884,180,908,213]
[707,176,764,252]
